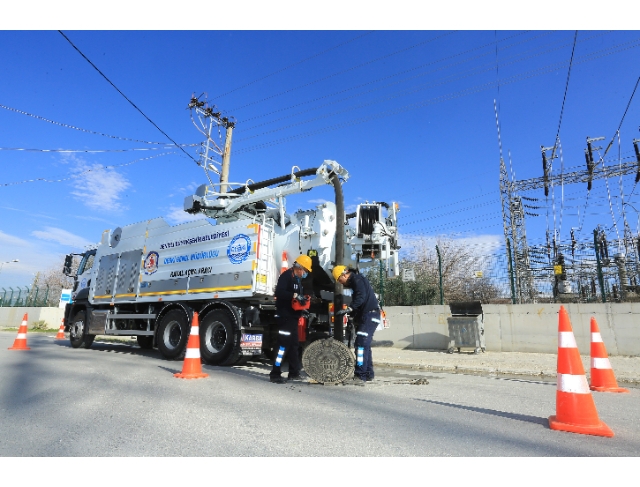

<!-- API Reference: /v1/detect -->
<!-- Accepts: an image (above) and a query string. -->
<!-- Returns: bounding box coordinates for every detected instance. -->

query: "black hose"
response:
[228,167,318,195]
[331,172,345,343]
[358,206,380,235]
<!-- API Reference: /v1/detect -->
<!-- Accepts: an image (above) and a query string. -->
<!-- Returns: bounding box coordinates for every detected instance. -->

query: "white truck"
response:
[63,160,400,365]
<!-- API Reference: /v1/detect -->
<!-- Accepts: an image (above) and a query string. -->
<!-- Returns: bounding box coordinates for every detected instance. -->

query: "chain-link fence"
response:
[0,285,63,307]
[366,243,514,307]
[366,233,640,306]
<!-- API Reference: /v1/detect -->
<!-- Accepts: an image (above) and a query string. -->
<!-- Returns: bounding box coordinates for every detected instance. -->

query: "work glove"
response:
[296,295,308,306]
[335,307,352,316]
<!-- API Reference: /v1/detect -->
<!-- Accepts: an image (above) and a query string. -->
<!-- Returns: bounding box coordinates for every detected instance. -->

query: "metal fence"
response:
[368,233,640,306]
[522,234,640,304]
[0,285,62,307]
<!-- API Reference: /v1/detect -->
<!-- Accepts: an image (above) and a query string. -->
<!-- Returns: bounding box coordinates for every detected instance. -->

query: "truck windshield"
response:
[78,252,96,275]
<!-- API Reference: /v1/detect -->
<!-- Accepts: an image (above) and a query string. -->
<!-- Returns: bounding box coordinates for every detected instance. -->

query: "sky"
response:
[1,11,639,288]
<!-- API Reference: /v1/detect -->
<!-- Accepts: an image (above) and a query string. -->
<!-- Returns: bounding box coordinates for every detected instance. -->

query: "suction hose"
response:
[331,172,344,343]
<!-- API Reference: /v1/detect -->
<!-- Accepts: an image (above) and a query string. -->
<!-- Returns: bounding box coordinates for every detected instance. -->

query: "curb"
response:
[374,360,640,386]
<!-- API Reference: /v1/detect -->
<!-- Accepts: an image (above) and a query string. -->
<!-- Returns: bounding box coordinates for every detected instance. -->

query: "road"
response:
[1,332,639,457]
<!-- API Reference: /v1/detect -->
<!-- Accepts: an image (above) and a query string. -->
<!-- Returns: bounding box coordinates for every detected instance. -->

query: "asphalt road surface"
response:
[1,332,639,457]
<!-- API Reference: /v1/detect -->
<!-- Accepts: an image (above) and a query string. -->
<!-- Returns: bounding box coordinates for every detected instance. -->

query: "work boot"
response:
[348,377,366,387]
[288,374,304,381]
[270,377,287,384]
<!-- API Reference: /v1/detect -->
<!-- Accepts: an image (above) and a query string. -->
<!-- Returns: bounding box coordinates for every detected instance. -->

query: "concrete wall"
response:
[3,304,639,356]
[374,303,640,356]
[0,307,65,329]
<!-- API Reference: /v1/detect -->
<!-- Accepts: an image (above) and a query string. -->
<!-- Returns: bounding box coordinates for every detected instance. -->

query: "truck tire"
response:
[136,335,154,349]
[200,309,241,366]
[69,310,95,349]
[156,309,189,360]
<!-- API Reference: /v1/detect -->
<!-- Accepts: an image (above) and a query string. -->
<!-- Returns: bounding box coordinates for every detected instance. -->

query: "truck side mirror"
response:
[63,254,73,275]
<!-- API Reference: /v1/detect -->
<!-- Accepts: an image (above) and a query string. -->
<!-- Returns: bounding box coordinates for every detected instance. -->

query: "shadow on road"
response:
[415,398,549,427]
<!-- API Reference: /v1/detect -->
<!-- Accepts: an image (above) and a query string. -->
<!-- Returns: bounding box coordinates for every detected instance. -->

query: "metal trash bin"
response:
[446,301,485,354]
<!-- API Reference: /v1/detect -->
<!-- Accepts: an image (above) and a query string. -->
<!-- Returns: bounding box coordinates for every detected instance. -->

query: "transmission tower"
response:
[502,135,640,303]
[499,156,535,303]
[512,138,640,193]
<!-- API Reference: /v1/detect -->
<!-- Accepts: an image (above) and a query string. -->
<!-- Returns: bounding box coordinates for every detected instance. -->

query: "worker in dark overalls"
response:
[333,265,380,386]
[269,254,312,384]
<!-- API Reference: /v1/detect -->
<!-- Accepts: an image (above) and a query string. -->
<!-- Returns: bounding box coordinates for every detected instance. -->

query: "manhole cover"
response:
[302,338,355,384]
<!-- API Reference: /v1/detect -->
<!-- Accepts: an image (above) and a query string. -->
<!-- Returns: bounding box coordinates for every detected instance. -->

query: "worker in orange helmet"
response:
[269,254,312,384]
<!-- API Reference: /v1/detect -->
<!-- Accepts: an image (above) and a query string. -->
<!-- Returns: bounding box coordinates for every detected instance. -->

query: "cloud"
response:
[308,198,331,205]
[0,230,30,247]
[74,215,118,225]
[165,206,207,225]
[178,182,201,194]
[1,206,58,220]
[31,227,92,249]
[0,230,61,287]
[66,156,131,212]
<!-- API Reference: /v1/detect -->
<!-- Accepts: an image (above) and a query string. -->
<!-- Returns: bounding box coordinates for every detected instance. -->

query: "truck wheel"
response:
[156,309,189,360]
[69,310,95,349]
[234,356,250,366]
[200,309,241,366]
[136,335,154,349]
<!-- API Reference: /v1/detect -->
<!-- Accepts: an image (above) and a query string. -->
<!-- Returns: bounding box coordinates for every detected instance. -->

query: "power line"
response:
[402,214,503,237]
[0,151,175,187]
[400,200,500,227]
[58,31,199,166]
[212,31,376,100]
[235,33,583,144]
[0,103,179,145]
[574,75,640,240]
[229,31,457,113]
[401,192,497,219]
[238,31,541,128]
[0,147,172,153]
[234,37,640,154]
[554,31,579,242]
[554,31,578,149]
[238,30,590,138]
[238,30,607,135]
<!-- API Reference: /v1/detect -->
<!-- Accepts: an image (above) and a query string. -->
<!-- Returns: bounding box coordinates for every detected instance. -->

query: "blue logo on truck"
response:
[227,234,251,264]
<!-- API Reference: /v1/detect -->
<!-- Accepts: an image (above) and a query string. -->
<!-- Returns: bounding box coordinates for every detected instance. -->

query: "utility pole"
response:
[220,118,235,194]
[188,95,235,194]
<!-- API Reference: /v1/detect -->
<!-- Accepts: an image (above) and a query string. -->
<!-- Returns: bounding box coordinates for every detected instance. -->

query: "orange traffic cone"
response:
[174,312,208,379]
[548,306,613,437]
[280,251,288,274]
[589,317,629,393]
[55,318,66,340]
[8,313,31,350]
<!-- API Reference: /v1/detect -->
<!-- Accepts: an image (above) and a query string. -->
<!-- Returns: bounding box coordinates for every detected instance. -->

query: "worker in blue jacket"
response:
[269,254,312,384]
[333,265,381,386]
